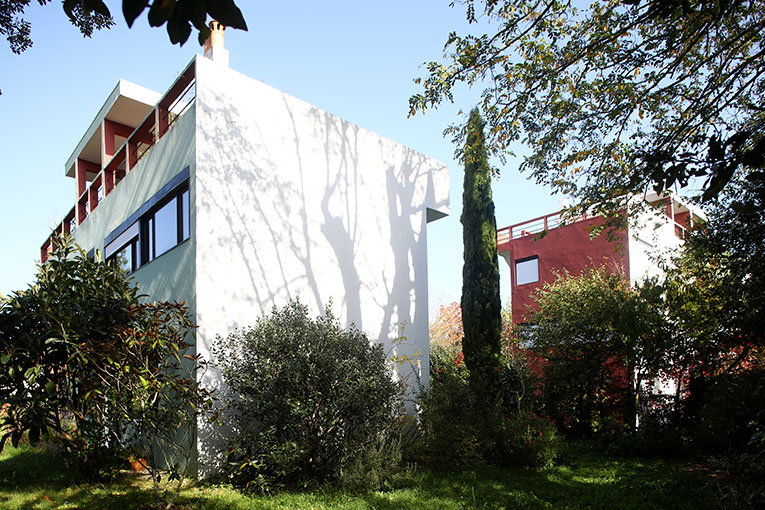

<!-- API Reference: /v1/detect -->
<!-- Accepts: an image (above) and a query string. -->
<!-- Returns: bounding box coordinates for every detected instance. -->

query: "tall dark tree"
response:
[664,174,765,423]
[460,107,502,396]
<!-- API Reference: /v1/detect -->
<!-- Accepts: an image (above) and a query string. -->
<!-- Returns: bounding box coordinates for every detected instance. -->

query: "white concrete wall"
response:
[627,201,682,286]
[191,56,449,467]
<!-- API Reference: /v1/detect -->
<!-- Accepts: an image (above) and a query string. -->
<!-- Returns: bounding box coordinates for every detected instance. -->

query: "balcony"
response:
[496,193,705,251]
[41,61,197,262]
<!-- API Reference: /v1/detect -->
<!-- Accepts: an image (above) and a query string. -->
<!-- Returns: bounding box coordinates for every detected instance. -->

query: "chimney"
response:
[203,20,229,67]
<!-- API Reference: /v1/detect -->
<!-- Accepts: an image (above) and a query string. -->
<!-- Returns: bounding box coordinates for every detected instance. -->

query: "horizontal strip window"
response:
[104,166,189,247]
[105,173,189,273]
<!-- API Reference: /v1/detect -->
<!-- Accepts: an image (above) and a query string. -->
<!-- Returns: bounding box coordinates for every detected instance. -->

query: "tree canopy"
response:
[410,0,765,217]
[2,0,246,55]
[664,174,764,387]
[520,267,671,435]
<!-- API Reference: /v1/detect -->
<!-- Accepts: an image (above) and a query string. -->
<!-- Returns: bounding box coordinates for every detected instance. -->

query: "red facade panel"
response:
[499,216,629,324]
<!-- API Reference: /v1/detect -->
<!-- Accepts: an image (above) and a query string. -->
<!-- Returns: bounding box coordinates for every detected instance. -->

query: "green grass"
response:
[0,442,730,510]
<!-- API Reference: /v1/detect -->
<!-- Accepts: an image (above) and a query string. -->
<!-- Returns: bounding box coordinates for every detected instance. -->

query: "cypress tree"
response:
[460,107,502,396]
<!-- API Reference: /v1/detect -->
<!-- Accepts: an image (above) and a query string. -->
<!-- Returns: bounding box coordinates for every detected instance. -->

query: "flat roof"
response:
[64,80,160,177]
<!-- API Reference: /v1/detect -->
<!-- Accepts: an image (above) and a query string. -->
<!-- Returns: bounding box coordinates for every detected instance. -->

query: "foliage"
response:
[0,236,140,467]
[0,236,217,509]
[420,344,560,468]
[490,411,562,468]
[420,344,484,467]
[460,107,502,396]
[663,176,764,425]
[411,0,765,222]
[2,0,246,55]
[1,0,113,54]
[430,300,514,351]
[337,426,410,492]
[429,302,464,350]
[91,300,219,509]
[520,266,672,436]
[695,369,765,456]
[213,300,402,492]
[597,415,689,458]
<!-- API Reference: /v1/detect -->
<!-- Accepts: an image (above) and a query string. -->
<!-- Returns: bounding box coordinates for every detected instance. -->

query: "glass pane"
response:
[147,217,154,262]
[154,197,178,257]
[114,243,133,273]
[182,189,190,241]
[516,258,539,286]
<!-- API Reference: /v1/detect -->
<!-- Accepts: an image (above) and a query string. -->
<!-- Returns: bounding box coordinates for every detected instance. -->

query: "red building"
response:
[497,194,705,324]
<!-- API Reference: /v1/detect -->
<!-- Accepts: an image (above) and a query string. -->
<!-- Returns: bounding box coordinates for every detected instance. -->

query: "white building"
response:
[40,27,450,470]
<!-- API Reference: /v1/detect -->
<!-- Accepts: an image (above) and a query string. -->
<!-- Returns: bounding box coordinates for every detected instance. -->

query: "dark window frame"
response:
[103,168,190,274]
[140,181,189,265]
[515,255,540,286]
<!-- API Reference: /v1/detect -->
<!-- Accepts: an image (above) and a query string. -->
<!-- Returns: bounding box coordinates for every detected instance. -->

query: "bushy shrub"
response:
[694,369,765,456]
[338,426,410,492]
[597,416,688,458]
[490,412,562,468]
[419,345,562,468]
[418,344,484,466]
[214,300,402,491]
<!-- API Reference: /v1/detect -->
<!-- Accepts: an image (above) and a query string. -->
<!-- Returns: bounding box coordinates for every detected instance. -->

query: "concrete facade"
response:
[41,54,449,471]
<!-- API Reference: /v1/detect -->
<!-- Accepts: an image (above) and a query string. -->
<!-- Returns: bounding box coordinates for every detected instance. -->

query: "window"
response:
[105,222,140,273]
[112,238,139,273]
[104,173,189,273]
[142,183,190,263]
[515,256,539,286]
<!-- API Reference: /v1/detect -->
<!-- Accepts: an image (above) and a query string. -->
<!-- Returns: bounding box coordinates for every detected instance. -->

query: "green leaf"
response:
[206,0,248,30]
[29,427,40,446]
[148,0,174,28]
[83,0,111,17]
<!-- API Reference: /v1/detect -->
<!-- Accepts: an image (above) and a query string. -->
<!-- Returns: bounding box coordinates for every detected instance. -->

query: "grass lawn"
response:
[0,442,730,509]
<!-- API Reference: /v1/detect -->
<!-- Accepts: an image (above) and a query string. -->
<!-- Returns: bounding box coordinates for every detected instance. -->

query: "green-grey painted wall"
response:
[71,105,197,315]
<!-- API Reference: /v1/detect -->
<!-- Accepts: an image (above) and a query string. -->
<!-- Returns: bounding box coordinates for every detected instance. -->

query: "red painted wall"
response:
[499,216,629,324]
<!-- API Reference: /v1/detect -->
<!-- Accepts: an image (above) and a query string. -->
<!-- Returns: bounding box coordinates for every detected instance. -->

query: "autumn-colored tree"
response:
[411,0,765,222]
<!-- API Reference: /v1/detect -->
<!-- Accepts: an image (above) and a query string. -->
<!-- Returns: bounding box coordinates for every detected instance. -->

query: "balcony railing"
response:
[41,62,197,263]
[497,210,577,245]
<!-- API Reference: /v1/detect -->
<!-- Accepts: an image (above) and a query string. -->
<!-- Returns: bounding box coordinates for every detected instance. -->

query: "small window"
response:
[105,222,140,273]
[110,238,139,273]
[182,189,190,241]
[515,256,539,286]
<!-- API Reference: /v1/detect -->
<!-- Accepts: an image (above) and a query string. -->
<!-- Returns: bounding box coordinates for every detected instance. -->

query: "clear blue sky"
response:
[0,1,561,311]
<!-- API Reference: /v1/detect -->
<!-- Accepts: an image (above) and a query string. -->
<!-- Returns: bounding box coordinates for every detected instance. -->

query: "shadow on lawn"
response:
[0,446,152,510]
[356,452,722,510]
[0,446,71,491]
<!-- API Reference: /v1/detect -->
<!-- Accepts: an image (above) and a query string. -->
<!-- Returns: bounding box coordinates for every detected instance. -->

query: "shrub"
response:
[214,300,402,491]
[0,237,216,508]
[597,415,688,458]
[418,345,484,467]
[694,369,765,456]
[419,345,562,468]
[490,412,562,468]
